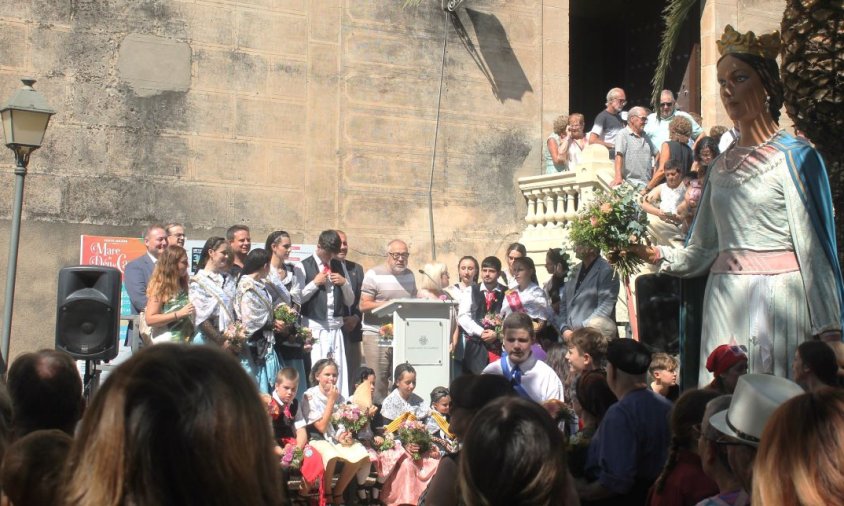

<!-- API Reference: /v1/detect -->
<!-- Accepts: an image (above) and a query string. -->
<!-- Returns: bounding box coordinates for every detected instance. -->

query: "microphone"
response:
[418,269,454,300]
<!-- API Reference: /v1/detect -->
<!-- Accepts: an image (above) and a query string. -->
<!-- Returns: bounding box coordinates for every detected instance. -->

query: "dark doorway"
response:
[569,0,701,128]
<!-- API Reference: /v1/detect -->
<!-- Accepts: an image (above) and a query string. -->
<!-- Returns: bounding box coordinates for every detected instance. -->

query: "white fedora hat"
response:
[709,373,803,447]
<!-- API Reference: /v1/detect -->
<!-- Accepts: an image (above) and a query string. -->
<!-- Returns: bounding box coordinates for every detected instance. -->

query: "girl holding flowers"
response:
[301,359,371,505]
[235,248,283,394]
[499,257,551,357]
[377,364,440,505]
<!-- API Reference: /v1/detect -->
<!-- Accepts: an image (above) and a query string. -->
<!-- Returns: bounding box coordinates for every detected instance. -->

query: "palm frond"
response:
[651,0,698,109]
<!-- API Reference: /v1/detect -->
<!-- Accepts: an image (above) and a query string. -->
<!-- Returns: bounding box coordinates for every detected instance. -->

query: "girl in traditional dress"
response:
[377,364,440,506]
[143,245,195,344]
[301,359,371,506]
[189,237,235,346]
[426,386,457,455]
[265,230,306,399]
[500,257,552,359]
[235,248,283,394]
[637,25,843,385]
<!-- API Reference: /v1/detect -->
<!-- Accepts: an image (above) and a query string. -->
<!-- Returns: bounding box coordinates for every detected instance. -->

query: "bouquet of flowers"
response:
[379,323,394,341]
[481,312,503,339]
[332,403,369,436]
[396,420,432,460]
[293,327,317,350]
[280,444,304,470]
[273,302,299,325]
[567,182,649,280]
[223,321,248,354]
[374,433,397,452]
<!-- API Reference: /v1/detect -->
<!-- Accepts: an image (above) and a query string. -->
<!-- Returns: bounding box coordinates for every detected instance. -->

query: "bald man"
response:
[359,239,417,402]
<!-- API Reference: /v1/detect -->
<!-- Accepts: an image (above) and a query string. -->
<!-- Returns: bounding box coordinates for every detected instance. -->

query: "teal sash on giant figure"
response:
[772,133,844,333]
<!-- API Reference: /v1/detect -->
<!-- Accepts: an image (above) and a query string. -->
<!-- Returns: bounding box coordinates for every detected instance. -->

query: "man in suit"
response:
[336,230,365,388]
[124,224,168,314]
[559,244,620,340]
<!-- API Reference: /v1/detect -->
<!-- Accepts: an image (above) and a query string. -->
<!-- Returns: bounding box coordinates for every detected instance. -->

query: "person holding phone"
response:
[294,230,356,398]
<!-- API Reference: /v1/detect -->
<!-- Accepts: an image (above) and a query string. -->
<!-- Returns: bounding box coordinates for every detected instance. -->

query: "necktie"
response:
[512,364,522,385]
[484,291,496,311]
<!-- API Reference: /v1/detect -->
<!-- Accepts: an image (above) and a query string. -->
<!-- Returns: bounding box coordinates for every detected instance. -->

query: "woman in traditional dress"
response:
[188,237,235,346]
[235,248,283,394]
[636,25,843,385]
[143,245,195,344]
[265,231,306,399]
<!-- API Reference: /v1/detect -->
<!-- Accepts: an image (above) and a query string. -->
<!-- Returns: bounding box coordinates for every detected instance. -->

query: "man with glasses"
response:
[611,106,658,189]
[588,87,627,159]
[359,239,417,401]
[165,223,186,248]
[645,90,703,148]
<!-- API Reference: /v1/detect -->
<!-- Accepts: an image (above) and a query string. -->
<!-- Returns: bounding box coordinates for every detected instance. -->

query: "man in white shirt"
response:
[294,230,355,397]
[482,312,564,403]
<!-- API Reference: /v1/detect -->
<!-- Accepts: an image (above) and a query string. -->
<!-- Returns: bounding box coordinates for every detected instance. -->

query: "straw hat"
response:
[709,373,803,447]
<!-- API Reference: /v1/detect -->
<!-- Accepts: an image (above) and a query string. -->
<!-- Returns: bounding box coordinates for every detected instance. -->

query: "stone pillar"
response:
[542,0,569,151]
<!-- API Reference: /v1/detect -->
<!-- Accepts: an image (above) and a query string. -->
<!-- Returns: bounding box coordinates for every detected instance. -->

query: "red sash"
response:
[505,290,525,314]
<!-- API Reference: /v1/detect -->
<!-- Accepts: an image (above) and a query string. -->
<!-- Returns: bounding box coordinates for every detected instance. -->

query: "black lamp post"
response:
[0,78,56,372]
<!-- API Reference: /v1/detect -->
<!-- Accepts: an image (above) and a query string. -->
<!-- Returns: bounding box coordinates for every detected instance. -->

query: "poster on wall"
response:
[79,235,146,316]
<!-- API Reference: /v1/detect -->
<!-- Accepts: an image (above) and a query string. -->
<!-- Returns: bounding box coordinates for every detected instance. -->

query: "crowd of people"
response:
[0,24,842,506]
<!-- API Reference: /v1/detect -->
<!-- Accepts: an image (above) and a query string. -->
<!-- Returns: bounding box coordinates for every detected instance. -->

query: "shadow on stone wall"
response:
[451,9,533,103]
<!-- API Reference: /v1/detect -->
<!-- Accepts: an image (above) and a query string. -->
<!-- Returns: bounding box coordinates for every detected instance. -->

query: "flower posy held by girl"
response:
[568,182,650,280]
[397,420,432,460]
[332,403,369,436]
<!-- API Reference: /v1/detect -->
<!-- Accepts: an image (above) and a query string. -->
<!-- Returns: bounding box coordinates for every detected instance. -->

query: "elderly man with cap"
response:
[704,344,748,395]
[577,338,672,506]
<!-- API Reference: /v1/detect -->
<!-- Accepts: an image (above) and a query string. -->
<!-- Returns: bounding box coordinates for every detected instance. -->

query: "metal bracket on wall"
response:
[443,0,465,12]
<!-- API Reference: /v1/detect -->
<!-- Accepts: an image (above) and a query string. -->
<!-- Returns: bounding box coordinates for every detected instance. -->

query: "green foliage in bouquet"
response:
[568,183,649,280]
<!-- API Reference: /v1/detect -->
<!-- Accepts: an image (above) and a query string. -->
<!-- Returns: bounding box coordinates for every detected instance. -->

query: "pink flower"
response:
[590,216,599,227]
[600,203,613,213]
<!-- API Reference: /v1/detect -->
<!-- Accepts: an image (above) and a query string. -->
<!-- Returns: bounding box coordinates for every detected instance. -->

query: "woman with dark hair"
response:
[544,248,570,333]
[61,345,285,506]
[189,237,235,346]
[458,397,573,506]
[678,137,721,229]
[446,256,478,300]
[500,257,551,338]
[793,340,839,391]
[265,231,306,398]
[637,25,843,385]
[502,242,527,289]
[648,389,720,506]
[143,245,195,344]
[235,248,283,394]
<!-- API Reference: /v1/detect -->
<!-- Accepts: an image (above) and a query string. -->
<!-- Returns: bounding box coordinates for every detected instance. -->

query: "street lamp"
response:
[0,78,56,372]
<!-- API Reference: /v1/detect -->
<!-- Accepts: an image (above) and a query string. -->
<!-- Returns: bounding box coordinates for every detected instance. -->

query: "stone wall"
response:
[0,0,560,356]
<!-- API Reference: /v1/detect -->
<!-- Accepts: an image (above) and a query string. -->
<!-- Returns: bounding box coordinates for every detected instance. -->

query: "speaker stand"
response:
[82,359,102,402]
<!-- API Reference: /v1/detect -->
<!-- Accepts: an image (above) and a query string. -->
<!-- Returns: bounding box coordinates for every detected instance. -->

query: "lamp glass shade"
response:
[1,108,52,148]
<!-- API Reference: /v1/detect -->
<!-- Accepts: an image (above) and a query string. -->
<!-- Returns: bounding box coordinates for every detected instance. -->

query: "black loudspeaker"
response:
[635,273,681,355]
[56,266,121,361]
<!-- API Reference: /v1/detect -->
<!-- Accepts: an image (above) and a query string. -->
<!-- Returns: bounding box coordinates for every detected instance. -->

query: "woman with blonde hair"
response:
[143,245,195,343]
[417,262,451,300]
[753,388,844,506]
[543,114,569,174]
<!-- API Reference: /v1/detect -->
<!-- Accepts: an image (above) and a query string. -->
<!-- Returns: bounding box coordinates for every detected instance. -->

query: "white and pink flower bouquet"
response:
[332,403,369,436]
[396,420,432,460]
[568,182,649,280]
[223,321,248,354]
[273,302,299,325]
[280,444,304,470]
[481,312,503,339]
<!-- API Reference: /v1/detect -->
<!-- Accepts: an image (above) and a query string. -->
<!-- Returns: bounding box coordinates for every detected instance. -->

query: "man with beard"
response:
[359,239,417,402]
